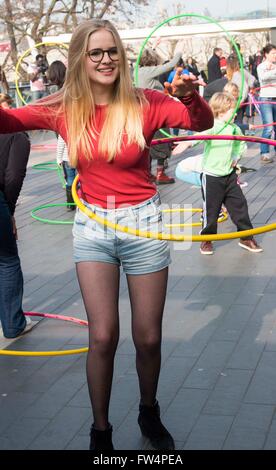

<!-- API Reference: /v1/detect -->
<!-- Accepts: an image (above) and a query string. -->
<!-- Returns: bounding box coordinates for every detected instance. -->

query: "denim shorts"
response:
[72,193,171,275]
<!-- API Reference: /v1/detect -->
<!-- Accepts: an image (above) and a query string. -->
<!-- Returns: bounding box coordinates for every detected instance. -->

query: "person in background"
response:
[186,57,200,78]
[137,46,183,184]
[257,44,276,164]
[47,60,76,208]
[226,55,255,104]
[219,57,227,76]
[0,94,33,338]
[27,54,49,101]
[207,47,223,83]
[249,50,263,83]
[47,60,66,94]
[56,135,76,211]
[167,58,189,83]
[0,93,13,109]
[172,92,263,256]
[223,81,254,135]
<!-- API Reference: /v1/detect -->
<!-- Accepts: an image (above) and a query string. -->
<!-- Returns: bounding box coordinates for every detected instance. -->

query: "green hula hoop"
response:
[31,202,75,225]
[32,161,58,171]
[134,13,244,138]
[32,161,66,189]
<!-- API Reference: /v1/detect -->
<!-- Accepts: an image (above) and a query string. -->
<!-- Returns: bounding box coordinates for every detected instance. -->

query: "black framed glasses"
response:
[86,47,119,63]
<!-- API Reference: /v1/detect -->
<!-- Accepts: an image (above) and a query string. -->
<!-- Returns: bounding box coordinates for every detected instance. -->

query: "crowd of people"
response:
[0,19,275,451]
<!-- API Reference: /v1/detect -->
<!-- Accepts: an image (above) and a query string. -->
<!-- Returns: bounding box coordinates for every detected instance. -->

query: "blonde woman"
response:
[0,19,213,450]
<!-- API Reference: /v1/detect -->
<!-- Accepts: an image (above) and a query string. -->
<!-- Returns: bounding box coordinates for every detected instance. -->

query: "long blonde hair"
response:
[37,20,147,166]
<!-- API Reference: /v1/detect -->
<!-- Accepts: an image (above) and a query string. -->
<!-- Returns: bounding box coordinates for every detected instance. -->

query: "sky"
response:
[157,0,272,18]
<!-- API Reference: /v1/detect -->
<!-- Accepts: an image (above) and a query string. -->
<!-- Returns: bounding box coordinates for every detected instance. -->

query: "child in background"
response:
[56,136,76,211]
[223,81,255,135]
[173,91,263,255]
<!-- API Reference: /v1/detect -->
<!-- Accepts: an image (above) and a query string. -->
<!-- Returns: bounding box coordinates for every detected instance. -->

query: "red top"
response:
[0,89,213,208]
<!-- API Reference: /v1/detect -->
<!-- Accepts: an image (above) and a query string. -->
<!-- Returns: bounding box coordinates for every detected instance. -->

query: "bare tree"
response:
[0,0,148,78]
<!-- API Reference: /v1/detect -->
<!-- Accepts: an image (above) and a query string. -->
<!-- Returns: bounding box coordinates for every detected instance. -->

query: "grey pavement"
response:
[0,128,276,450]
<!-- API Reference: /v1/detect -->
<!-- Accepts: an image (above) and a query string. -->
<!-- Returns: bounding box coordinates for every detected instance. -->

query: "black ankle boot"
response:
[138,400,175,450]
[89,423,114,451]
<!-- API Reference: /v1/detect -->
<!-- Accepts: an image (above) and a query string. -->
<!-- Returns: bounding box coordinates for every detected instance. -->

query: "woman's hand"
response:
[164,67,206,97]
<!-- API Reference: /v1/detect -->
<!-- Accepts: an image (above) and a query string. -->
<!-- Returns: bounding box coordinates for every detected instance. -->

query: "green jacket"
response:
[194,119,247,177]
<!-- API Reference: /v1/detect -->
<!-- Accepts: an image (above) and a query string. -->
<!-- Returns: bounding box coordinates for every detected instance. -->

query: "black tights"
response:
[76,261,168,430]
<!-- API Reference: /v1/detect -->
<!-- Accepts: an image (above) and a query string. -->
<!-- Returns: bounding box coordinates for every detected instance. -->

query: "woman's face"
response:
[85,29,120,89]
[265,48,276,64]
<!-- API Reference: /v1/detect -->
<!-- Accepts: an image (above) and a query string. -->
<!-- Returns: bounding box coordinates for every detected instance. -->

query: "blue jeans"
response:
[62,161,76,187]
[0,191,26,338]
[259,98,276,154]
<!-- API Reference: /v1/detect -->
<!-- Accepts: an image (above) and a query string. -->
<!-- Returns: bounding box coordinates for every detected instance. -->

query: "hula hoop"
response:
[32,161,66,189]
[31,143,57,150]
[241,101,276,107]
[152,133,276,147]
[252,122,276,129]
[32,161,58,171]
[0,313,88,357]
[253,84,276,93]
[163,208,228,228]
[31,202,75,224]
[134,14,244,138]
[30,204,226,227]
[15,41,68,106]
[71,151,276,242]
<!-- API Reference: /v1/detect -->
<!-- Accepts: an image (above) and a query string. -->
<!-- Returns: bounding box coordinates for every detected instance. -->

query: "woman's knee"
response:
[89,331,119,356]
[134,333,161,355]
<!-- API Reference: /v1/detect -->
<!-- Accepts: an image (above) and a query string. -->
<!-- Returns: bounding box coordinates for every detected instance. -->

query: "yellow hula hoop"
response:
[162,208,228,228]
[72,175,276,241]
[0,347,88,357]
[15,41,68,105]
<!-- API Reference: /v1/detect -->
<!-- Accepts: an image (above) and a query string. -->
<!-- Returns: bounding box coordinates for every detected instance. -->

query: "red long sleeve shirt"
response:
[0,89,213,208]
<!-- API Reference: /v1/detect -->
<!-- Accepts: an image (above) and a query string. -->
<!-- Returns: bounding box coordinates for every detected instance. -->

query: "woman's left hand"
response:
[164,67,206,97]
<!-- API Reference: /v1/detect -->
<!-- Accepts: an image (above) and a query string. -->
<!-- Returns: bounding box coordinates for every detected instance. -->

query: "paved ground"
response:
[1,127,276,450]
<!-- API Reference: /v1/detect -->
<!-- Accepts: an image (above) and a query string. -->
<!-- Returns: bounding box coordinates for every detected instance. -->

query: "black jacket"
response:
[207,54,222,83]
[203,77,228,102]
[0,133,30,215]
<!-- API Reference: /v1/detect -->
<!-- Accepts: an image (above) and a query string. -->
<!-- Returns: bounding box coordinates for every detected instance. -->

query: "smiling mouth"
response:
[97,68,115,73]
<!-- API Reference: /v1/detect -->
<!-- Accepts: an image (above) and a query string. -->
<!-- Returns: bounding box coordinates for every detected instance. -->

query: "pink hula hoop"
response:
[151,134,276,147]
[31,143,57,150]
[252,122,276,129]
[252,83,276,93]
[25,312,88,327]
[241,100,276,107]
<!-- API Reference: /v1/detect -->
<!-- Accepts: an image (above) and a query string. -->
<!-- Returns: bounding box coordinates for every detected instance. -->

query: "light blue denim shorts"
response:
[72,192,171,275]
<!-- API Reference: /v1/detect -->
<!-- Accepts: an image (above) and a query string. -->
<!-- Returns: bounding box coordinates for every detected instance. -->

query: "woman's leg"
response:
[76,261,120,430]
[127,268,168,406]
[127,268,174,449]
